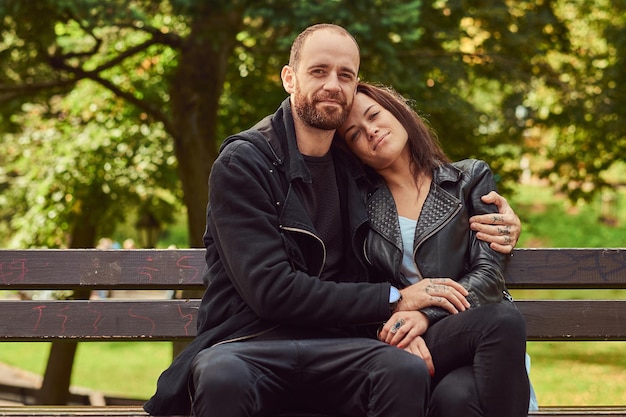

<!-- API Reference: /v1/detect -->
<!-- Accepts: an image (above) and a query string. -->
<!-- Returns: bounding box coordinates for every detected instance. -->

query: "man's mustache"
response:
[314,92,347,105]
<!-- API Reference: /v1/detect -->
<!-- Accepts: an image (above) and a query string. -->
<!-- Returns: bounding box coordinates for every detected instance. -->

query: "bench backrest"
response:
[1,248,625,341]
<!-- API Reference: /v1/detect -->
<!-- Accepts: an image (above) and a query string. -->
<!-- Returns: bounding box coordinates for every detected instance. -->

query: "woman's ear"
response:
[281,65,295,94]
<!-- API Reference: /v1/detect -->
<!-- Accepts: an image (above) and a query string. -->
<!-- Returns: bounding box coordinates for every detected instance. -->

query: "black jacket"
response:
[362,159,509,325]
[144,98,393,416]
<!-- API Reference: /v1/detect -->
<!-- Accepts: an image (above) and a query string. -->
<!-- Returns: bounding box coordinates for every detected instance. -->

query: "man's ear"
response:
[281,65,295,94]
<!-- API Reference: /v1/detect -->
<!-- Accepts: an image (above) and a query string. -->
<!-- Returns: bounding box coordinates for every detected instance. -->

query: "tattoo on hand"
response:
[492,215,504,223]
[497,226,511,236]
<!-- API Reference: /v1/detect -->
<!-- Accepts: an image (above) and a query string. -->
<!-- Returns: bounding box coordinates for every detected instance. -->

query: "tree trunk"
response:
[168,4,245,357]
[38,216,97,404]
[169,4,244,248]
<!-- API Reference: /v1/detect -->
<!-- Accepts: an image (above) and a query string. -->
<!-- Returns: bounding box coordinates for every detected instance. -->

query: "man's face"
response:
[289,30,359,131]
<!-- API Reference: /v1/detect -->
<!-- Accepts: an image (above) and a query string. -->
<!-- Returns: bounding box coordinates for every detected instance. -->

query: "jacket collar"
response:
[367,162,462,250]
[248,98,366,185]
[221,97,365,187]
[433,162,463,185]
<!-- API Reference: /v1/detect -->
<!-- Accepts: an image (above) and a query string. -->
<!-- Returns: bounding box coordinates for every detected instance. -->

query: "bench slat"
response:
[1,299,625,341]
[0,300,199,341]
[517,300,626,340]
[2,248,626,290]
[506,248,626,289]
[0,250,205,290]
[1,406,626,417]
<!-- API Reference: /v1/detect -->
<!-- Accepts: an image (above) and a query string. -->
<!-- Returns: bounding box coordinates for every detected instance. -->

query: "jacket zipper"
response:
[279,225,327,278]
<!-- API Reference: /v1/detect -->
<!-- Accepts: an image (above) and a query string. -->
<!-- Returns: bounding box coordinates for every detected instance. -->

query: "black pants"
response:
[424,301,530,417]
[191,334,430,417]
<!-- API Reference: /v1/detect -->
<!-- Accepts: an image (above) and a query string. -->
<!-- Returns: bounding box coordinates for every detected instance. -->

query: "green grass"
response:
[0,342,172,400]
[510,184,626,248]
[527,341,626,406]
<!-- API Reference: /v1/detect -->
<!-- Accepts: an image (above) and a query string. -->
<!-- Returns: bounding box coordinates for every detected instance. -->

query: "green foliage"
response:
[0,79,180,247]
[510,183,626,248]
[0,0,185,247]
[528,0,626,201]
[1,0,625,248]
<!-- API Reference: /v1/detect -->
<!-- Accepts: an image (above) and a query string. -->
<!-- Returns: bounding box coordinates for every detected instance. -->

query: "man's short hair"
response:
[288,24,360,70]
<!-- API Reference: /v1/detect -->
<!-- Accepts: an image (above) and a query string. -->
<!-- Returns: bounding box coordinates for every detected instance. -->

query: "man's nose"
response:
[324,73,341,91]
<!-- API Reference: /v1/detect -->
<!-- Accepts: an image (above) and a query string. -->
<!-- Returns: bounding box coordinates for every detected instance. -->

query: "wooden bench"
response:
[0,248,625,417]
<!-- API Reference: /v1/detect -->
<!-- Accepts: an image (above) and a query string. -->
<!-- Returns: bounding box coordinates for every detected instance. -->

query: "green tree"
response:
[1,0,579,250]
[528,0,626,201]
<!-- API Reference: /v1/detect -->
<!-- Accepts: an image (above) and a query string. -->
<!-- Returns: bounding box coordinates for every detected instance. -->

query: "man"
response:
[144,24,520,417]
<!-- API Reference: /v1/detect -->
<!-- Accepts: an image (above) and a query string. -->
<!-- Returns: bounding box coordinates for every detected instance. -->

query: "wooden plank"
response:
[506,248,626,289]
[2,248,626,290]
[0,249,205,290]
[0,406,149,416]
[518,300,626,341]
[0,406,625,417]
[1,299,626,341]
[0,300,199,341]
[0,406,342,417]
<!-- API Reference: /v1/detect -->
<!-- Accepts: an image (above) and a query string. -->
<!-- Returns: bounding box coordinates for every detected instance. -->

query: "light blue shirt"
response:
[399,216,420,284]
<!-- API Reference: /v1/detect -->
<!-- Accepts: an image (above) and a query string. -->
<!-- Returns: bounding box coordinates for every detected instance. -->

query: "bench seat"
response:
[1,248,625,416]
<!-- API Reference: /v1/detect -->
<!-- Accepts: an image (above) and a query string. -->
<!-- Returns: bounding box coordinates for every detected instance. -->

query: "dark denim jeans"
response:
[424,301,531,417]
[191,334,430,417]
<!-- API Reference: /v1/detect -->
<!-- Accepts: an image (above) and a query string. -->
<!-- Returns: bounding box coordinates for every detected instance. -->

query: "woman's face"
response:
[338,92,409,171]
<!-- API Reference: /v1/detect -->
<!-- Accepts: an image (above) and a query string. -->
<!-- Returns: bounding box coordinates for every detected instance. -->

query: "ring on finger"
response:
[390,318,406,334]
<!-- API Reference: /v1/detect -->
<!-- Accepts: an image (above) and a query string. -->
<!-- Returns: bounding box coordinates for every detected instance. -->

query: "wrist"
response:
[389,286,402,313]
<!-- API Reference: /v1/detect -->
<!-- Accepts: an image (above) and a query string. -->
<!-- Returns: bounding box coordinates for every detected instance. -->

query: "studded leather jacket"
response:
[362,159,509,325]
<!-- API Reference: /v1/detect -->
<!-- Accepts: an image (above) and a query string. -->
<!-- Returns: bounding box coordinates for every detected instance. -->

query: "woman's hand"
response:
[402,335,435,377]
[379,311,435,376]
[380,311,429,345]
[470,191,521,254]
[398,278,470,314]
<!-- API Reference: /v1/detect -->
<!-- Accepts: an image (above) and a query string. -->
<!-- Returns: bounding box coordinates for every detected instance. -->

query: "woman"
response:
[338,82,531,417]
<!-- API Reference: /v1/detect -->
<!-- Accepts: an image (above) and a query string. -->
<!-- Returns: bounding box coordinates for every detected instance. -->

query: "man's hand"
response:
[470,191,521,254]
[397,278,470,314]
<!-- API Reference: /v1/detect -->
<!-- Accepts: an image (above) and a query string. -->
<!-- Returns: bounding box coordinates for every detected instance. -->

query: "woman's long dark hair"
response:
[354,82,450,180]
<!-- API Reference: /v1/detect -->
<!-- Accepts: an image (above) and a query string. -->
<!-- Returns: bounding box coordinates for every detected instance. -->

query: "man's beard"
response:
[293,88,350,130]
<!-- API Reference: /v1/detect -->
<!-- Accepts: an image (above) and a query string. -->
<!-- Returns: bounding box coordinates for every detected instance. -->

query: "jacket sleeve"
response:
[419,159,507,325]
[207,140,391,327]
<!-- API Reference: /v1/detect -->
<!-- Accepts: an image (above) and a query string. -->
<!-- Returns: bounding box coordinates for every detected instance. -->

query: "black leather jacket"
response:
[362,159,509,325]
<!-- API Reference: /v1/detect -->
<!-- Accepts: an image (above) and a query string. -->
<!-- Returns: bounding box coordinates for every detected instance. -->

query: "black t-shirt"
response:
[295,153,345,281]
